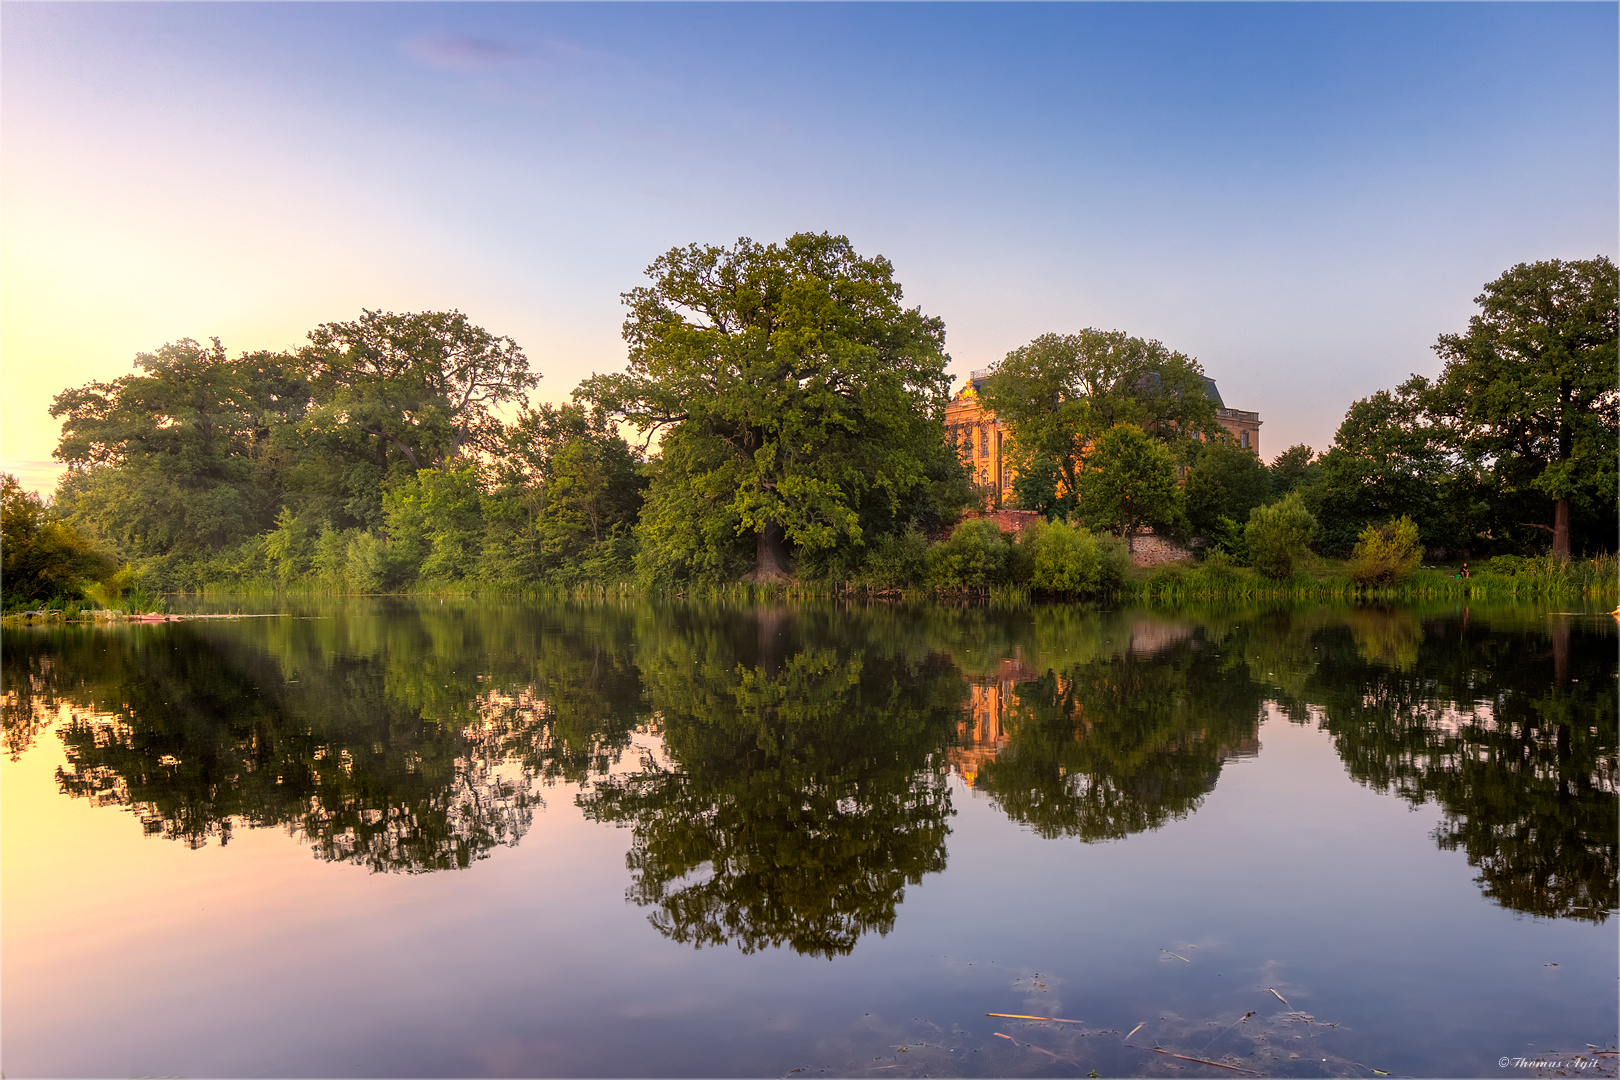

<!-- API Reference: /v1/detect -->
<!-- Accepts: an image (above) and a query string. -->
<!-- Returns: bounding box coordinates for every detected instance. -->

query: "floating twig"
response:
[1125,1022,1147,1042]
[987,1013,1085,1024]
[1152,1048,1257,1074]
[1267,988,1290,1005]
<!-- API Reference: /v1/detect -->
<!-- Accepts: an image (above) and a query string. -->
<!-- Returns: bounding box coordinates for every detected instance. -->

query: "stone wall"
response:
[959,509,1042,536]
[1127,532,1193,567]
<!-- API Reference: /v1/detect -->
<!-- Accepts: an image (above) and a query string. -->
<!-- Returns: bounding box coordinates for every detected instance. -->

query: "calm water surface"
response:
[2,599,1615,1078]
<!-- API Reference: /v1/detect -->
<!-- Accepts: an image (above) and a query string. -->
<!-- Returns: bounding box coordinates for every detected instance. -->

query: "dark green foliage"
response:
[1427,256,1618,560]
[979,330,1218,507]
[1267,444,1318,498]
[581,611,965,957]
[1185,436,1270,541]
[585,233,953,581]
[1297,611,1616,922]
[1,475,115,606]
[1019,518,1131,597]
[4,599,1612,932]
[977,643,1265,841]
[1010,455,1075,521]
[1245,492,1317,579]
[300,309,538,474]
[1076,424,1186,539]
[51,339,308,555]
[1304,379,1451,557]
[4,601,649,868]
[1310,257,1618,562]
[925,518,1017,590]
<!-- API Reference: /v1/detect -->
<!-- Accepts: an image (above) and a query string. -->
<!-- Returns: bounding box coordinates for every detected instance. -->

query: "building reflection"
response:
[946,630,1263,841]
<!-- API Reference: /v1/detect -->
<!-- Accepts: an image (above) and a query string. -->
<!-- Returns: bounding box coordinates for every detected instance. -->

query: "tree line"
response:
[2,235,1614,606]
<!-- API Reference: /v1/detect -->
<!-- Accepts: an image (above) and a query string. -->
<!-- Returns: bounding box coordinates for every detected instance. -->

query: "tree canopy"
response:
[51,338,307,553]
[582,233,953,582]
[1076,423,1186,539]
[300,309,538,473]
[980,330,1218,506]
[1426,256,1618,560]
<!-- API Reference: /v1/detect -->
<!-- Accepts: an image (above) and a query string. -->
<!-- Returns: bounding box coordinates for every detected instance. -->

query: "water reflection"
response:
[3,600,1614,939]
[1287,608,1617,923]
[580,608,965,957]
[963,642,1262,841]
[2,605,646,872]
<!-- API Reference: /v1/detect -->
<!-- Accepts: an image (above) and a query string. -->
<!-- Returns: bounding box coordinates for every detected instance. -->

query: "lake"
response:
[2,598,1615,1078]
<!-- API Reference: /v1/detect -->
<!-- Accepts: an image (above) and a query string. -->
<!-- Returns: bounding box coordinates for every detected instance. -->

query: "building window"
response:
[980,429,989,456]
[1240,430,1250,449]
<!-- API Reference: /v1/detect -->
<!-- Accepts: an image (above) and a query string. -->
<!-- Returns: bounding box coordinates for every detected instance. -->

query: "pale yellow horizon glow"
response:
[1,119,612,498]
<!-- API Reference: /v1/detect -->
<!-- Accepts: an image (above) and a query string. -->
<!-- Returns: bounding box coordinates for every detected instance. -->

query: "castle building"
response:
[943,368,1261,506]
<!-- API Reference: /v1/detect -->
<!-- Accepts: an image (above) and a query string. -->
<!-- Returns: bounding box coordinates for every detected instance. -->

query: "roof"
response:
[960,369,1227,407]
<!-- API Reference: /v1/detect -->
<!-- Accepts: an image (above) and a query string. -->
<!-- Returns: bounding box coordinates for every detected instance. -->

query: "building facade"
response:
[943,368,1262,507]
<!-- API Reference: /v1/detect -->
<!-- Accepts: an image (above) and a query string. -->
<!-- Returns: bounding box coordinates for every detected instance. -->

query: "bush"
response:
[1481,554,1532,577]
[345,532,403,593]
[1245,493,1317,579]
[263,507,315,584]
[1020,519,1129,596]
[1347,516,1423,585]
[2,474,116,605]
[859,528,931,589]
[926,518,1015,590]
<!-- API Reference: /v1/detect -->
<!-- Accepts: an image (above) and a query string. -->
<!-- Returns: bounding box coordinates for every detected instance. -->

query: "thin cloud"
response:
[402,32,530,72]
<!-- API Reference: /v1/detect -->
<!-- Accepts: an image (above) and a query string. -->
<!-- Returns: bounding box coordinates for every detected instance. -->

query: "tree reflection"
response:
[1298,610,1617,923]
[5,599,1613,926]
[4,602,647,873]
[579,607,965,958]
[972,642,1264,841]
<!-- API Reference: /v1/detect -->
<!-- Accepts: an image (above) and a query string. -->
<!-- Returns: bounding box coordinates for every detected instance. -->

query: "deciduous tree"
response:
[1184,436,1271,542]
[1427,257,1619,560]
[583,233,951,582]
[50,339,308,554]
[1075,423,1185,540]
[980,330,1218,504]
[300,309,538,473]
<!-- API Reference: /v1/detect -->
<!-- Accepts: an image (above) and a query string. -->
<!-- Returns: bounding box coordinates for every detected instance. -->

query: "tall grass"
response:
[1132,554,1617,606]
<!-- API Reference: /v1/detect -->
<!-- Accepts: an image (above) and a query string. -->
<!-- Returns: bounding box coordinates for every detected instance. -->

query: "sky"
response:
[3,2,1616,495]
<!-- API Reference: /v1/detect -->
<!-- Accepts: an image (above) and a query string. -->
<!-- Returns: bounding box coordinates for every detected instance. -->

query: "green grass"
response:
[1128,554,1617,605]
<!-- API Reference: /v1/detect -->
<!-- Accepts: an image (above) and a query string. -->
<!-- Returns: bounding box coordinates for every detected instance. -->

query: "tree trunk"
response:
[1551,614,1570,686]
[747,521,792,583]
[755,606,789,675]
[1552,498,1571,562]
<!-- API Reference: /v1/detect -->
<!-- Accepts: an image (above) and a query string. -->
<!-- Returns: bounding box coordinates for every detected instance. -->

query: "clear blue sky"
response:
[4,2,1615,489]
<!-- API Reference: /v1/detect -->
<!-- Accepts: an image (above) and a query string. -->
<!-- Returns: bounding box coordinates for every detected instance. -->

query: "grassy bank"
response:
[12,550,1613,621]
[1130,554,1619,606]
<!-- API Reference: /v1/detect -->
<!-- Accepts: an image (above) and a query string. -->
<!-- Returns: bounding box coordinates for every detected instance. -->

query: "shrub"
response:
[1347,516,1423,585]
[860,528,930,589]
[345,532,403,593]
[313,526,352,587]
[926,519,1014,590]
[1,474,116,605]
[1481,554,1532,577]
[1020,519,1130,596]
[263,507,315,584]
[1245,493,1317,579]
